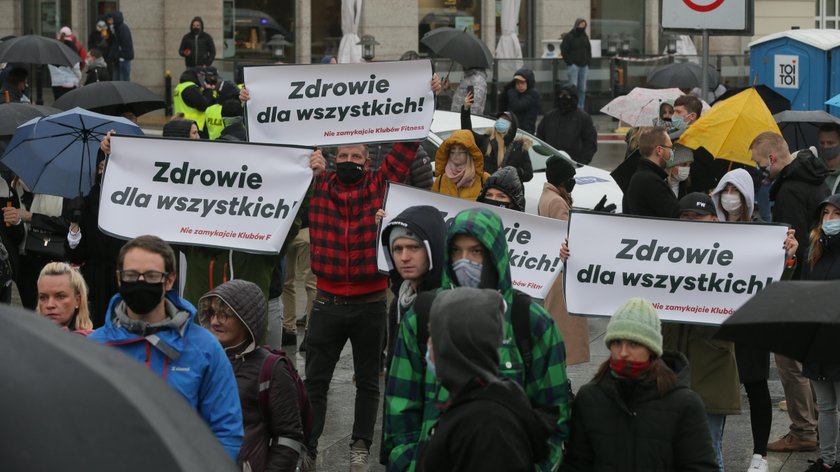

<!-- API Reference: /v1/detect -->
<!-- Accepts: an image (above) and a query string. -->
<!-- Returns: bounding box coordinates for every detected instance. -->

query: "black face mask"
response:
[558,96,576,112]
[191,27,201,35]
[336,161,365,184]
[563,178,576,193]
[120,281,164,315]
[478,196,511,208]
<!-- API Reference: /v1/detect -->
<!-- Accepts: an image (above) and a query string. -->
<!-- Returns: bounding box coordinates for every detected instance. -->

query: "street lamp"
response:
[266,34,292,60]
[357,34,380,61]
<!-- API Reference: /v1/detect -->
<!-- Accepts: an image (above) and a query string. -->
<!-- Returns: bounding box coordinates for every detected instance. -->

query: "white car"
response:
[424,110,623,214]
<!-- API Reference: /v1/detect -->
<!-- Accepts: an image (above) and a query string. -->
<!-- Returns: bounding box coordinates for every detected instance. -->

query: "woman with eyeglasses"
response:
[199,279,306,472]
[36,262,93,336]
[431,130,489,201]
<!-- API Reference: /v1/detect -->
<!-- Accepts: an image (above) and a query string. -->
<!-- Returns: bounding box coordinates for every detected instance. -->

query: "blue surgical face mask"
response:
[823,219,840,236]
[452,258,483,288]
[670,116,685,130]
[425,348,436,377]
[494,119,511,134]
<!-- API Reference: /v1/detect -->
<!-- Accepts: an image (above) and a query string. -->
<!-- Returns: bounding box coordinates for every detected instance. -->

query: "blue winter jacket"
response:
[89,291,244,460]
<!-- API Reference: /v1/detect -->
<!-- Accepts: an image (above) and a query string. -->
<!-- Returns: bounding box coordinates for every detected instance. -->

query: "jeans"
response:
[707,413,726,472]
[303,297,386,455]
[566,64,589,109]
[265,296,284,348]
[812,380,840,464]
[281,228,316,335]
[113,59,131,81]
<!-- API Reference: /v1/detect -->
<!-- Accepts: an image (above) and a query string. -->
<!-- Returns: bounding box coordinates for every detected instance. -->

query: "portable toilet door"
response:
[749,29,840,111]
[831,47,840,116]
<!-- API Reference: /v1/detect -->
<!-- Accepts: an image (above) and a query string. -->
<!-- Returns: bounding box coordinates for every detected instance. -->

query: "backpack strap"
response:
[413,291,438,357]
[259,350,308,461]
[511,290,533,373]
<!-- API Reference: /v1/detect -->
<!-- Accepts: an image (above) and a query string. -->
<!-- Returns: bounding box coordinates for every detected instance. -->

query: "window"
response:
[591,0,645,55]
[419,0,482,55]
[816,0,840,28]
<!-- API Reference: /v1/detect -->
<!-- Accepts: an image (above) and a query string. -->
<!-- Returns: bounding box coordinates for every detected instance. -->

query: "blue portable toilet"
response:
[749,29,840,113]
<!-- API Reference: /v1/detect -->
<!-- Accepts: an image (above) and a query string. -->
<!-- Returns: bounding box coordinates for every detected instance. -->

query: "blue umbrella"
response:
[0,107,142,198]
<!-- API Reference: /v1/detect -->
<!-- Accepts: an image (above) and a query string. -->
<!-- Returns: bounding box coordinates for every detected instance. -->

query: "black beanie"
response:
[162,119,196,138]
[545,155,576,188]
[221,99,243,118]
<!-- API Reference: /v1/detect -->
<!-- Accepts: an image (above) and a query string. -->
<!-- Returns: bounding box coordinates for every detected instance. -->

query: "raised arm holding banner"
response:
[377,183,566,299]
[564,211,788,325]
[99,136,313,254]
[243,60,435,146]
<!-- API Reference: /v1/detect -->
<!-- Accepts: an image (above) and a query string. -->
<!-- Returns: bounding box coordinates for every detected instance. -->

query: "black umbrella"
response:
[53,81,165,117]
[0,103,61,136]
[420,27,493,70]
[0,34,79,66]
[715,85,791,115]
[647,62,720,90]
[773,110,840,151]
[0,306,239,471]
[714,281,840,363]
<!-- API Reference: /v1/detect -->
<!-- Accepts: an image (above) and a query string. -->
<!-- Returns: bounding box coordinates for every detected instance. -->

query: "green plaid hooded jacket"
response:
[384,208,570,471]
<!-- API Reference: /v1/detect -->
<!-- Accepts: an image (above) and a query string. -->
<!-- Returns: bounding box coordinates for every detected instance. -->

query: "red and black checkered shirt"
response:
[309,142,419,297]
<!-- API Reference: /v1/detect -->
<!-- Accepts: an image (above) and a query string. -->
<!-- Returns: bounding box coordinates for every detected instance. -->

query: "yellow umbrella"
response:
[679,88,782,166]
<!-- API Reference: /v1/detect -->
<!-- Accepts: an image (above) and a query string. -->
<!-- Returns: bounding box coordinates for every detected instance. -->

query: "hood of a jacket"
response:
[569,18,588,36]
[441,208,513,309]
[660,351,691,389]
[513,68,536,93]
[109,11,124,27]
[431,288,504,395]
[199,279,266,356]
[774,149,830,192]
[381,205,446,293]
[711,168,755,221]
[99,291,197,347]
[494,110,519,144]
[191,16,205,32]
[434,129,485,177]
[478,166,525,211]
[179,69,200,85]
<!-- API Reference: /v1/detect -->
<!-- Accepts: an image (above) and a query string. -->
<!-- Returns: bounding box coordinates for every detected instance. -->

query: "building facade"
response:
[0,0,817,98]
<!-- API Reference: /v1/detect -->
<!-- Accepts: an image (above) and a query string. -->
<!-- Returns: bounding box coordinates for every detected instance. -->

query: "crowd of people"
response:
[4,19,840,472]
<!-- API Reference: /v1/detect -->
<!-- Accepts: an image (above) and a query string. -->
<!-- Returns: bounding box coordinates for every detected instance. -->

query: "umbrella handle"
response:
[444,61,455,83]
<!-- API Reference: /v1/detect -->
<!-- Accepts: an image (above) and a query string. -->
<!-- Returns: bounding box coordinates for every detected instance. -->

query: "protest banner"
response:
[99,136,312,254]
[377,183,567,298]
[244,61,434,146]
[564,211,788,325]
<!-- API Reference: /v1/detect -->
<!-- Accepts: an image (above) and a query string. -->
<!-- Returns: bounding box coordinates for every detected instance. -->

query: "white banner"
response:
[565,212,788,325]
[377,184,567,298]
[244,61,434,146]
[100,136,312,254]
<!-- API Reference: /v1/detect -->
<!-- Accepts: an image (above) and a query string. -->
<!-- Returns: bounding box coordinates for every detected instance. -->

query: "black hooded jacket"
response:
[560,19,592,67]
[461,107,534,183]
[106,11,133,61]
[500,68,541,133]
[537,84,597,164]
[478,166,526,211]
[771,149,830,278]
[179,17,216,68]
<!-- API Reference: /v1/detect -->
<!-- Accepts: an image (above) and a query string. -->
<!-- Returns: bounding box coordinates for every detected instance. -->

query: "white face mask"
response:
[674,166,690,182]
[720,194,742,213]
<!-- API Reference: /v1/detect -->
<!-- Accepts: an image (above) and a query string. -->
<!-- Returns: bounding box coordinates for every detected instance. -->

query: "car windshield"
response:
[433,128,581,171]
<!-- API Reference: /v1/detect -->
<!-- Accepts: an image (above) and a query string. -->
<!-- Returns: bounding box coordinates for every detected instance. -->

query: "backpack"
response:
[258,347,313,464]
[414,289,533,373]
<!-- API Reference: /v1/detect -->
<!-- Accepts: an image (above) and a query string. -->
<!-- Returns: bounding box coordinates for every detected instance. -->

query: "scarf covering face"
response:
[445,154,476,188]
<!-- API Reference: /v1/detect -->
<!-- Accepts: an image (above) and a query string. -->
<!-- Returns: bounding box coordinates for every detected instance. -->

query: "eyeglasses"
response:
[658,144,673,150]
[118,270,169,283]
[200,310,234,323]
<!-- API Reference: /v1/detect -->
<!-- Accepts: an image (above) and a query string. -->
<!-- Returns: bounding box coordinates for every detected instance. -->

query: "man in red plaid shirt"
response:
[303,75,441,471]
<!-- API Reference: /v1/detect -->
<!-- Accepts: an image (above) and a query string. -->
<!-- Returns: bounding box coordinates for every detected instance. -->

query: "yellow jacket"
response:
[432,129,489,200]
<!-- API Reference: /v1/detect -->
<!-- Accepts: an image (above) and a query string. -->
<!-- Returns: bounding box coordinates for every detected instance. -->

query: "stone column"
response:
[361,0,418,60]
[296,0,312,64]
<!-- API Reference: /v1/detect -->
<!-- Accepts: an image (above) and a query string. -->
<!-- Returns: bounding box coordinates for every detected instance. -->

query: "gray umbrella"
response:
[774,110,840,150]
[0,306,239,472]
[647,62,720,90]
[0,34,79,66]
[0,103,61,136]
